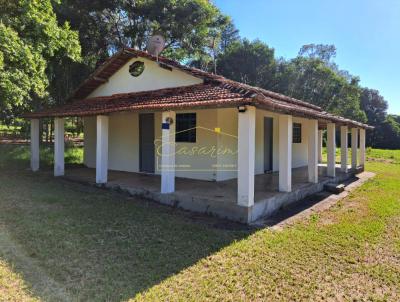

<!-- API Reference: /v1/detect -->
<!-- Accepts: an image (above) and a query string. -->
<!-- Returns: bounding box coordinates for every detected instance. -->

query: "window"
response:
[293,123,302,143]
[129,61,145,77]
[175,113,196,142]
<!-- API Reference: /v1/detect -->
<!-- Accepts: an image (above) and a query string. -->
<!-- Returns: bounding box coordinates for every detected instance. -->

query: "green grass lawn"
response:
[0,124,20,131]
[321,146,360,164]
[0,124,23,137]
[0,144,399,301]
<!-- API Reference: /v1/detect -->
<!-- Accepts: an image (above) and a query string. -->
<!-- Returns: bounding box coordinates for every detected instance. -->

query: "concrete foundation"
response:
[63,164,358,224]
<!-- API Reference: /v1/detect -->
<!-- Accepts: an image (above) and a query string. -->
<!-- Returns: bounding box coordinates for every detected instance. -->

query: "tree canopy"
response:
[217,39,277,88]
[0,0,81,123]
[277,55,366,122]
[360,88,399,148]
[55,0,230,62]
[217,41,366,122]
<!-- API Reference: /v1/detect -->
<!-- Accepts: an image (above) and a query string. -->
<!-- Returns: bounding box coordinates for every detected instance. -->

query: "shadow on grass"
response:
[0,144,253,301]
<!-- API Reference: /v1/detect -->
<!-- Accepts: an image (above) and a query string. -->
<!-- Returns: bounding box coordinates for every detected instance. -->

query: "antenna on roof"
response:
[147,35,165,62]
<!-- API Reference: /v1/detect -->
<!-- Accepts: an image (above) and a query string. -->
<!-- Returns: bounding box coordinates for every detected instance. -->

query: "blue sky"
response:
[214,0,400,114]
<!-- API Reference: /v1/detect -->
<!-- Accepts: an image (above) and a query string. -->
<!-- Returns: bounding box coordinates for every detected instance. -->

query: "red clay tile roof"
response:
[25,84,253,118]
[23,48,372,129]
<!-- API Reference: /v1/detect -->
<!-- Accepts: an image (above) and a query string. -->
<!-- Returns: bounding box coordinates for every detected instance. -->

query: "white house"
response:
[24,49,371,223]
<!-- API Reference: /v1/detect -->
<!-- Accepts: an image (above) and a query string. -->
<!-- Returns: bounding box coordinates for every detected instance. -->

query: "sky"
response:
[213,0,400,114]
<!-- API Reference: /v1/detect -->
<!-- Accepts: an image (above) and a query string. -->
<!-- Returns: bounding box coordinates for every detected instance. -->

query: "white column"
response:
[237,106,256,206]
[340,126,348,173]
[307,119,318,183]
[96,115,109,184]
[318,129,323,163]
[327,123,336,177]
[351,128,358,169]
[161,111,176,194]
[279,115,292,192]
[360,128,366,166]
[54,118,65,176]
[30,119,40,172]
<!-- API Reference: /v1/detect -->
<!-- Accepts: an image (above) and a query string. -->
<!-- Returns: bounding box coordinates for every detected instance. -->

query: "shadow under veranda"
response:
[0,145,253,301]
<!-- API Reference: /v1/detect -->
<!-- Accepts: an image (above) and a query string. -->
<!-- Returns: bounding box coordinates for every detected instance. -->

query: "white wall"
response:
[291,117,309,168]
[216,108,238,181]
[83,108,310,181]
[255,109,309,174]
[84,112,139,172]
[88,57,203,98]
[154,109,223,181]
[108,112,139,172]
[84,109,232,181]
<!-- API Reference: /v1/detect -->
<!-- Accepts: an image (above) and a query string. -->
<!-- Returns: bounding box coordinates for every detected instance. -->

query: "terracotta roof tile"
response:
[24,84,252,118]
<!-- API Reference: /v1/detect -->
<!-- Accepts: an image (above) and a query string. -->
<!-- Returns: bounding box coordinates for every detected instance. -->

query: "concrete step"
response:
[324,183,345,194]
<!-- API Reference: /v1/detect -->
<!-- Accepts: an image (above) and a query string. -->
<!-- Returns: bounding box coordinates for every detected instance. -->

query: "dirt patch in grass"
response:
[0,230,71,302]
[367,156,397,164]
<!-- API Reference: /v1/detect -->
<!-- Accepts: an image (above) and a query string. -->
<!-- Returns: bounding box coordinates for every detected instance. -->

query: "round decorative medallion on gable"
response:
[129,61,145,77]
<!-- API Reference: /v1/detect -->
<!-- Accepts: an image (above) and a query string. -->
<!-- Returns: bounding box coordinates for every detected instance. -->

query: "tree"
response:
[360,88,388,146]
[219,22,240,51]
[298,44,336,64]
[374,115,400,149]
[55,0,229,61]
[188,19,239,73]
[217,39,277,88]
[0,0,81,123]
[274,46,367,122]
[216,41,366,122]
[360,88,388,125]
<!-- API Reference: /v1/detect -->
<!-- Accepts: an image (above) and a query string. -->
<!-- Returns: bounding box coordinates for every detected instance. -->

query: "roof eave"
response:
[252,94,372,130]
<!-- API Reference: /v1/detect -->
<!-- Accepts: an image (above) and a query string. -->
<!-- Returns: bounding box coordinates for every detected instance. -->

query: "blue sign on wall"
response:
[162,123,170,130]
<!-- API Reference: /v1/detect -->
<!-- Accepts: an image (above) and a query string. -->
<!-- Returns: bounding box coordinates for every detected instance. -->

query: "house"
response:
[24,49,372,223]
